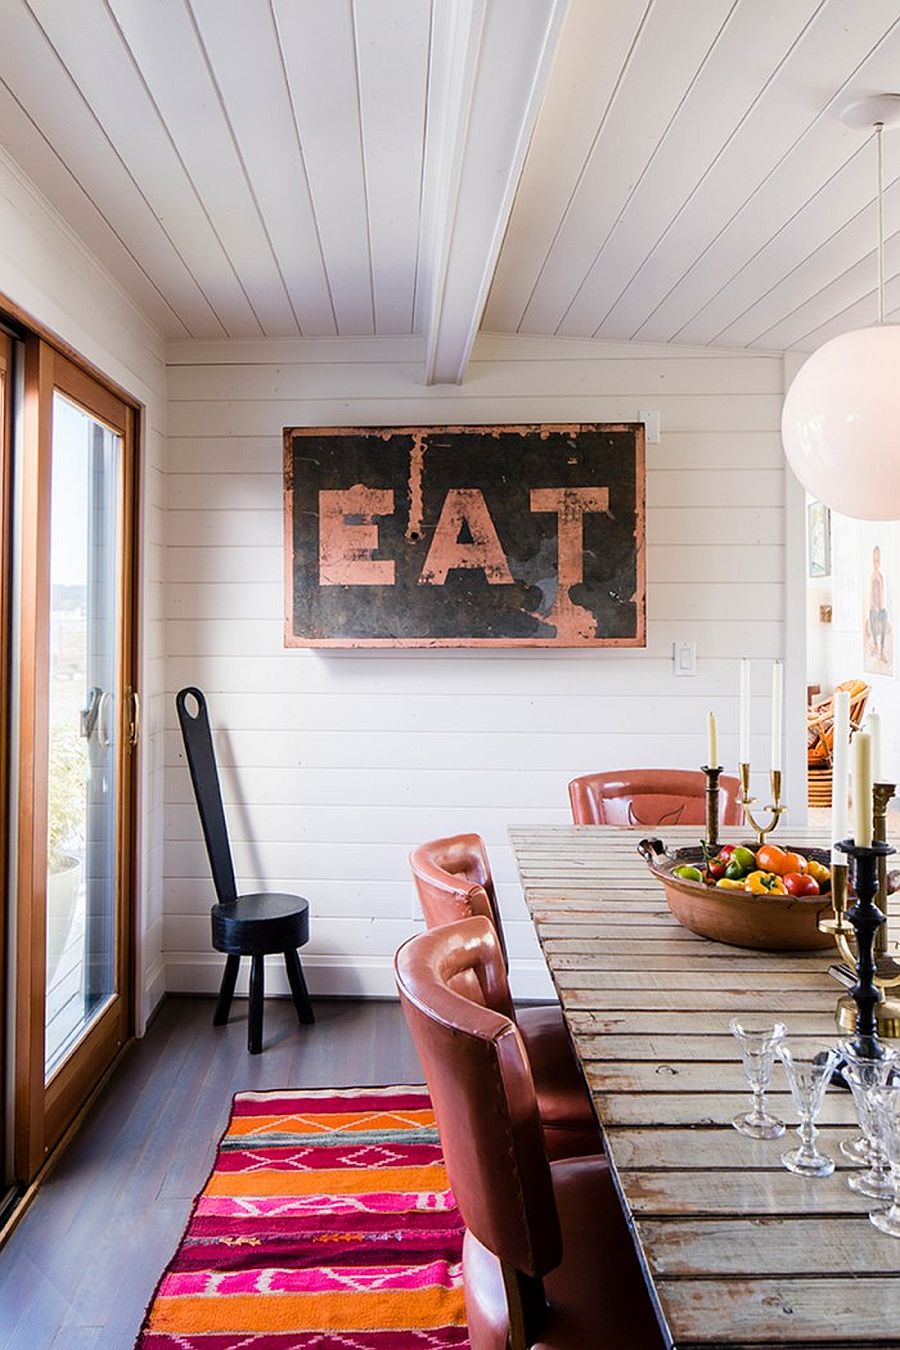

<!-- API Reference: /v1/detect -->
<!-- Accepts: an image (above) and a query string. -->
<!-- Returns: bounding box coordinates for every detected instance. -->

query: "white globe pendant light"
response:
[782,325,900,519]
[782,98,900,520]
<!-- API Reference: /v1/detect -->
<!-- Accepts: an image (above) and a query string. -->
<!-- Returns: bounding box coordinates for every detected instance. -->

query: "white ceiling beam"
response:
[418,0,569,385]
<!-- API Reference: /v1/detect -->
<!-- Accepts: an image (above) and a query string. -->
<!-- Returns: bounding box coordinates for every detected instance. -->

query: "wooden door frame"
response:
[14,337,138,1180]
[0,331,12,1192]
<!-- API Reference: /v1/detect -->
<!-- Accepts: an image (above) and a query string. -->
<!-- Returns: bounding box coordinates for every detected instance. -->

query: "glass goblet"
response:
[776,1041,840,1177]
[729,1019,787,1139]
[866,1082,900,1237]
[840,1133,870,1166]
[839,1042,898,1200]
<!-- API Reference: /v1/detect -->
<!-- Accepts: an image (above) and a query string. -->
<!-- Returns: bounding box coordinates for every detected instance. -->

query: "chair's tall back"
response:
[395,917,562,1286]
[569,769,742,828]
[409,833,509,968]
[807,680,870,769]
[176,687,237,904]
[844,679,871,730]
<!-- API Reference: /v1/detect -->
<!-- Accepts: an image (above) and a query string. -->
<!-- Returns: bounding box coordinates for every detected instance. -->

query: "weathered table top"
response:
[509,824,900,1349]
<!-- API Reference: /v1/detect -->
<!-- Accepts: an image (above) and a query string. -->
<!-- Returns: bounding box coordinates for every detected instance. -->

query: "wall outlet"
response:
[673,640,697,677]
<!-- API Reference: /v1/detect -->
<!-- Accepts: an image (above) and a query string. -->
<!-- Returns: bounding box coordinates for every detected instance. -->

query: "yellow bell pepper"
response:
[715,877,747,891]
[805,858,831,890]
[745,869,787,895]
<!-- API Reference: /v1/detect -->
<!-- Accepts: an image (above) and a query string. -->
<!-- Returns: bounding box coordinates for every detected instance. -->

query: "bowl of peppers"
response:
[637,838,834,950]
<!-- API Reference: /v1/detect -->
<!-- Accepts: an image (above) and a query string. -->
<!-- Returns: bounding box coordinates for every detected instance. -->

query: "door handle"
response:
[126,687,140,751]
[80,686,103,740]
[96,691,112,748]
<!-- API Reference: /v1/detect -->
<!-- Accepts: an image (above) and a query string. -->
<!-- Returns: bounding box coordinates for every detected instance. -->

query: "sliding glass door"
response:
[44,393,123,1077]
[15,341,137,1180]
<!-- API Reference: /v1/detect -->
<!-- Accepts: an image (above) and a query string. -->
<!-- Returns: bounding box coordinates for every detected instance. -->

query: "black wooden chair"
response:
[176,686,315,1053]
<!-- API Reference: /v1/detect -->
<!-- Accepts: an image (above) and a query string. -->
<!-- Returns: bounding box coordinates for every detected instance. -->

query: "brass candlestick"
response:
[819,861,851,945]
[874,782,896,955]
[702,765,722,854]
[738,762,786,846]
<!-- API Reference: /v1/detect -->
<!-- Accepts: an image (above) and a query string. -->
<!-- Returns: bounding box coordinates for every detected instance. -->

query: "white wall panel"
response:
[167,392,786,438]
[165,333,791,998]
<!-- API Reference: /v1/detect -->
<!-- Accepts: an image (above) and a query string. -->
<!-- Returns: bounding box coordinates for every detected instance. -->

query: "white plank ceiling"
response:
[1,0,900,374]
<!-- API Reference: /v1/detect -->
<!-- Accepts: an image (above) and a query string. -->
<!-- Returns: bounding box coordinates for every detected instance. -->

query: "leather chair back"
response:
[569,768,742,828]
[395,917,561,1280]
[409,833,509,967]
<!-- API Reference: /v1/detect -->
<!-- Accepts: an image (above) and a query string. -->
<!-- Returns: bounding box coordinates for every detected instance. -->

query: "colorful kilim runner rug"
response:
[136,1084,469,1349]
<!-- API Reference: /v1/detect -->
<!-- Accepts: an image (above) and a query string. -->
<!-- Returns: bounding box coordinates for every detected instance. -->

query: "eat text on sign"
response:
[283,423,645,648]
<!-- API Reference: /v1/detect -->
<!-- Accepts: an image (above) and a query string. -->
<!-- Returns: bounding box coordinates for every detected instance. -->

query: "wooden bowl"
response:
[637,839,834,951]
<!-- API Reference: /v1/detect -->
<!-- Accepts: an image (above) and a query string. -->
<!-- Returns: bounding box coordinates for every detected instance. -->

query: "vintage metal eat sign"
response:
[283,423,645,648]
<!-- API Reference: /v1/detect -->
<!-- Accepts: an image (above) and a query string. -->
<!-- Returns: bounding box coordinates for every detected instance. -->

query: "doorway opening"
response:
[804,497,884,812]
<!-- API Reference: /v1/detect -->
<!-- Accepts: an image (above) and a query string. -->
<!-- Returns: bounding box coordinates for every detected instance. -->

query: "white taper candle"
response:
[854,731,873,848]
[868,711,882,783]
[707,711,718,769]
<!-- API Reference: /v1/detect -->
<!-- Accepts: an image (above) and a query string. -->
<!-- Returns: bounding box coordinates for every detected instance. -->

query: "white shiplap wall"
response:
[164,332,790,999]
[0,147,168,1027]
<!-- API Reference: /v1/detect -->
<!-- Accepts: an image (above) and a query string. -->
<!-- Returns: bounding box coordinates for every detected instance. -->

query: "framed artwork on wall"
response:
[283,422,646,648]
[860,524,894,677]
[807,500,831,578]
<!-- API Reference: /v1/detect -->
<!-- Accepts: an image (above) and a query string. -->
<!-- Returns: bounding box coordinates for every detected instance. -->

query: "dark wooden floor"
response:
[0,996,423,1350]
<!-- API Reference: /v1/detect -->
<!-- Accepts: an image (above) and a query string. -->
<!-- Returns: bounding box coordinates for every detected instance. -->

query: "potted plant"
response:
[46,723,85,983]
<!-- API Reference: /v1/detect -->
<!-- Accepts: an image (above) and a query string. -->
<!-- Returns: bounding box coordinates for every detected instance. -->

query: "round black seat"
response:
[211,895,314,1054]
[212,894,311,956]
[176,687,315,1054]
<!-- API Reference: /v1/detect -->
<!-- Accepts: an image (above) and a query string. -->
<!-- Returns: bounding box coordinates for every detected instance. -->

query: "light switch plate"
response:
[673,640,697,677]
[639,409,660,444]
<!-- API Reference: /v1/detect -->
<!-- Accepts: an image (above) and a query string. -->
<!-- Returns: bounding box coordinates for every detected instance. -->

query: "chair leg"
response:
[284,948,315,1026]
[214,954,240,1026]
[248,954,265,1054]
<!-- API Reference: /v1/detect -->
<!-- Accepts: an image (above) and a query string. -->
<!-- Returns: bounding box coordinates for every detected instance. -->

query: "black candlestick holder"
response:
[835,837,896,1058]
[701,765,722,854]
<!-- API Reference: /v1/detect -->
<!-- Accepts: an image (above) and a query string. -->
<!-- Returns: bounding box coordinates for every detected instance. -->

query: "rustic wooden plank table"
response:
[510,824,900,1349]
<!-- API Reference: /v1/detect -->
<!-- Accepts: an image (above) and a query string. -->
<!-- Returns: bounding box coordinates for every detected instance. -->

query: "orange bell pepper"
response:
[745,870,787,895]
[756,844,806,876]
[755,844,786,874]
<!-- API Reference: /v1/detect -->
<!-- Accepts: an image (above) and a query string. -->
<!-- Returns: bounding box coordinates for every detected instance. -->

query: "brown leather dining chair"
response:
[409,833,599,1160]
[569,767,743,827]
[395,917,664,1350]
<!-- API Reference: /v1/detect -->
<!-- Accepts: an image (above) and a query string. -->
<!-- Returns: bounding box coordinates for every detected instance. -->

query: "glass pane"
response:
[45,393,121,1080]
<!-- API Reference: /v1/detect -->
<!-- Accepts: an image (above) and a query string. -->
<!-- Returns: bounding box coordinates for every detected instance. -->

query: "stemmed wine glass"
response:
[865,1081,900,1237]
[729,1019,786,1139]
[839,1042,898,1199]
[776,1040,840,1177]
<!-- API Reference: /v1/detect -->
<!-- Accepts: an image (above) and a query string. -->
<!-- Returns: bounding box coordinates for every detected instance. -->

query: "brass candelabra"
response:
[738,762,786,846]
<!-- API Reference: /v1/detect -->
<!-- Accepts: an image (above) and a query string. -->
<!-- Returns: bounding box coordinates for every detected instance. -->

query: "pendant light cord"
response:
[876,121,885,324]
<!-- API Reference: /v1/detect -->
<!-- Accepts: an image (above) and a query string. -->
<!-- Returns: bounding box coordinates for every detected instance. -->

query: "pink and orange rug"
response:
[136,1084,468,1348]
